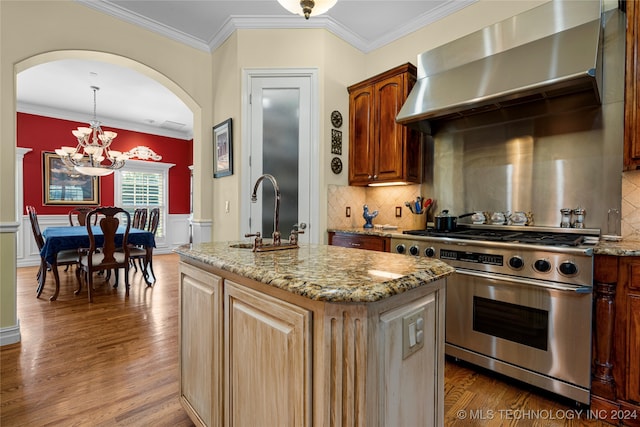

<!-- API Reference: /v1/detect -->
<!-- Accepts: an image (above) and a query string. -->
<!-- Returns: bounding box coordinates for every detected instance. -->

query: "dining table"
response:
[40,226,156,300]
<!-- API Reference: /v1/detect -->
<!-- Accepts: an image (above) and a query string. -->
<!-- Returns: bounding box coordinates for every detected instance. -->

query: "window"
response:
[114,159,174,243]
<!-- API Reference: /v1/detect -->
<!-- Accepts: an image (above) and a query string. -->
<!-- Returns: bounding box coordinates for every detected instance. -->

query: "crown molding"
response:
[77,0,478,54]
[76,0,211,52]
[17,101,193,141]
[365,0,477,52]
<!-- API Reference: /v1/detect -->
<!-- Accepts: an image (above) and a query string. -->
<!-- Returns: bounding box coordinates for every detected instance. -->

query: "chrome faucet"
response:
[250,174,281,245]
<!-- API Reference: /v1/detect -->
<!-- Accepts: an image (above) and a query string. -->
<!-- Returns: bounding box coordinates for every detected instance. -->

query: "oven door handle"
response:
[455,268,592,294]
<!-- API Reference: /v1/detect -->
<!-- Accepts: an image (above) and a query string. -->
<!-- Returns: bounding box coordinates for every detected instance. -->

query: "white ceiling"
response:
[16,0,475,140]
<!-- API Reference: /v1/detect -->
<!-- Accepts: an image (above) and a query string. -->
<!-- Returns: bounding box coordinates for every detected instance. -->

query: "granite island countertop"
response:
[175,242,455,303]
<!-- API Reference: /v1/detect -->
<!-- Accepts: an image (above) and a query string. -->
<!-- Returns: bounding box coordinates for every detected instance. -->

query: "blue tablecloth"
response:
[41,226,156,264]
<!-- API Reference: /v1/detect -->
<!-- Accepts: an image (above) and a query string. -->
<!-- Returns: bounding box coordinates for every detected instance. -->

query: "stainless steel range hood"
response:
[397,0,603,132]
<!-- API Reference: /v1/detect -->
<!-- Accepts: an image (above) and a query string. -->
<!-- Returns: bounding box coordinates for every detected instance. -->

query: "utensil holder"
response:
[411,212,426,230]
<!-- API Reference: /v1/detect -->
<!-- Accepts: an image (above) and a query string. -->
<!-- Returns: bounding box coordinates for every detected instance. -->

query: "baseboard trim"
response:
[0,321,21,346]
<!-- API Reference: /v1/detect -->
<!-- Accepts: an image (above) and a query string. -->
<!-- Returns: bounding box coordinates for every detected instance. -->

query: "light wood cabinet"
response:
[379,293,442,425]
[328,231,390,252]
[178,255,446,427]
[348,63,422,186]
[224,281,311,427]
[623,0,640,170]
[591,255,640,426]
[178,262,223,427]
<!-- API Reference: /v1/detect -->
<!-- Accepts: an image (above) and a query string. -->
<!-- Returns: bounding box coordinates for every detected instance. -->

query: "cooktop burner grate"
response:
[403,228,585,246]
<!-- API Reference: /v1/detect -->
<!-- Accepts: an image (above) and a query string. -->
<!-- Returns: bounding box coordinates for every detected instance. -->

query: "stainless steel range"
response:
[391,225,598,404]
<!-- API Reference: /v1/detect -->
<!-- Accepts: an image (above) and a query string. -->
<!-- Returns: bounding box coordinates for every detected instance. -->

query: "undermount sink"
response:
[229,243,254,249]
[229,242,299,251]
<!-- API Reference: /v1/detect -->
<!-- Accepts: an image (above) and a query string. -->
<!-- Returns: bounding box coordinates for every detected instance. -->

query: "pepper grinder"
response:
[573,207,586,228]
[560,208,572,228]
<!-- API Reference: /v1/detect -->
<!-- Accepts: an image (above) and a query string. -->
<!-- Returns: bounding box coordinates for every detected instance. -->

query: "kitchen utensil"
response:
[423,198,433,211]
[434,210,474,232]
[404,201,414,214]
[415,197,422,214]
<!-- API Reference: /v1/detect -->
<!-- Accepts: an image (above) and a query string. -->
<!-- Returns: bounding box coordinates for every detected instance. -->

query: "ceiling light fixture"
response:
[277,0,337,19]
[55,86,127,177]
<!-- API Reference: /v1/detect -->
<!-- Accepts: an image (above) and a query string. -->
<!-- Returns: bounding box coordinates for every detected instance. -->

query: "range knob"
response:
[395,244,406,254]
[559,261,578,276]
[534,259,552,273]
[508,256,524,270]
[409,245,420,256]
[424,247,436,258]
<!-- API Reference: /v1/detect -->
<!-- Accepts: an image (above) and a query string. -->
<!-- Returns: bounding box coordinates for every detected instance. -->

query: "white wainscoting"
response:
[17,213,192,268]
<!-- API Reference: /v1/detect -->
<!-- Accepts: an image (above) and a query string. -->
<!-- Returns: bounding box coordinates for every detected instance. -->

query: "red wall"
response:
[18,113,193,215]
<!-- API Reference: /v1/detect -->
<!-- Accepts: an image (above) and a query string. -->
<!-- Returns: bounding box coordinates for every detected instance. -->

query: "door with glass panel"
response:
[244,72,317,244]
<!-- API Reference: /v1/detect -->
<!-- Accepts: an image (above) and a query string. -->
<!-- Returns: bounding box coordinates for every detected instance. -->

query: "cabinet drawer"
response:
[629,262,640,291]
[328,232,389,252]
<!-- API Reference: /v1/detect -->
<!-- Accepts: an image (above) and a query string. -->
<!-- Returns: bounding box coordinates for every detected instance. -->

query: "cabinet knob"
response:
[367,175,373,179]
[373,175,378,179]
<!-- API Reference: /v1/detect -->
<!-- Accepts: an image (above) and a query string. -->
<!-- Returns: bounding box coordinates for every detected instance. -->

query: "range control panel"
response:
[440,249,503,266]
[390,237,594,287]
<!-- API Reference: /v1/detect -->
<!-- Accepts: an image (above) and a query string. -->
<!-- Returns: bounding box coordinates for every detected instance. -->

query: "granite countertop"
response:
[327,227,407,238]
[593,237,640,256]
[175,242,455,303]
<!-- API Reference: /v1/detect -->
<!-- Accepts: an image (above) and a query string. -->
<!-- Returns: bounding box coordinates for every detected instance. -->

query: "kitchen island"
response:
[175,242,454,427]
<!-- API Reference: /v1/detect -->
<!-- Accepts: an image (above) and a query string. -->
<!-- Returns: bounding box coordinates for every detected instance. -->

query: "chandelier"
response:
[277,0,337,19]
[55,85,128,177]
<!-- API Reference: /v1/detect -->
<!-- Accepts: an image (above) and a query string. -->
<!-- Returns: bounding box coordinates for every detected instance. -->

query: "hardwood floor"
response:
[2,254,612,426]
[2,254,194,427]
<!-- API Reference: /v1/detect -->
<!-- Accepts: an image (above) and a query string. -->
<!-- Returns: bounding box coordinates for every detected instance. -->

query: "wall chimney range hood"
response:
[396,0,603,132]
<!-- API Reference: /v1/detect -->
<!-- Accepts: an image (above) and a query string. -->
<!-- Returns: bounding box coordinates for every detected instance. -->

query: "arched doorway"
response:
[6,50,201,345]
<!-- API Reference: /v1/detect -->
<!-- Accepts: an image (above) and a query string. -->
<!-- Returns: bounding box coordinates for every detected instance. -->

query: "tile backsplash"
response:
[622,170,640,238]
[327,184,428,230]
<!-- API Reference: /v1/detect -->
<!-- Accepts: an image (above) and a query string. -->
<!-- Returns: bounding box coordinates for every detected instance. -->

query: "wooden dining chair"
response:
[129,207,159,285]
[27,205,78,301]
[68,207,95,226]
[75,207,131,302]
[132,208,148,230]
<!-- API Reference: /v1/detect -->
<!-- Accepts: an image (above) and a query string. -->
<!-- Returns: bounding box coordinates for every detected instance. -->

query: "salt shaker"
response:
[560,208,572,228]
[573,207,585,228]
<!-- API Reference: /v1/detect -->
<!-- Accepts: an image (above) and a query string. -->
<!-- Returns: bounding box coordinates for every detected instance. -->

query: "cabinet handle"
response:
[350,243,361,247]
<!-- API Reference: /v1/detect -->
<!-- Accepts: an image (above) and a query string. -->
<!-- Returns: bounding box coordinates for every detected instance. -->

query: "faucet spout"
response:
[250,174,281,245]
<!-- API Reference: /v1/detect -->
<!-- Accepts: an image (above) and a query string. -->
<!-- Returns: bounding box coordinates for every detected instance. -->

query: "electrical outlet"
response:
[403,308,425,359]
[396,206,402,217]
[346,206,351,217]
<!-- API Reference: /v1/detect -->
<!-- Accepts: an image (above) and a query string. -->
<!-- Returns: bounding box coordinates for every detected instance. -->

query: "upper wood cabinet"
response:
[624,1,640,170]
[348,63,422,186]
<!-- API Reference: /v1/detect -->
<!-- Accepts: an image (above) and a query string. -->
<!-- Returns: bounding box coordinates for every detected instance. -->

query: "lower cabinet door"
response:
[379,292,442,427]
[225,281,311,427]
[628,295,640,403]
[179,262,223,427]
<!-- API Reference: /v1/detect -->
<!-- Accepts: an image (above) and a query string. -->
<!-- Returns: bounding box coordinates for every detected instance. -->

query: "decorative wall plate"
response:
[331,157,343,174]
[331,110,343,128]
[331,129,342,155]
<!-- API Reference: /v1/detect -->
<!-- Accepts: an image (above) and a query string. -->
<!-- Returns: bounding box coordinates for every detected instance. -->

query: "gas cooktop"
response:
[403,227,586,247]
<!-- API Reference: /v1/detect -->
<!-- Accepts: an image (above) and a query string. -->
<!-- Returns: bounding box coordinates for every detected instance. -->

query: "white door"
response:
[242,69,319,244]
